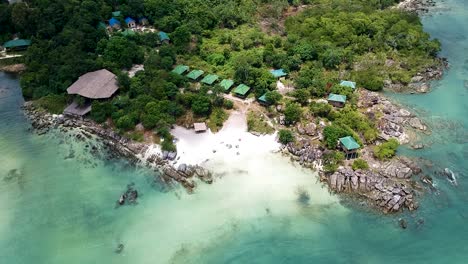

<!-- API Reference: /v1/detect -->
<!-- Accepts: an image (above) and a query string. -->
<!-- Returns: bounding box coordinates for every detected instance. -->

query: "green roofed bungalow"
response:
[339,136,360,159]
[159,31,170,43]
[270,69,287,78]
[340,80,357,90]
[327,93,347,108]
[186,69,204,81]
[258,93,269,106]
[220,79,234,92]
[233,84,251,98]
[172,65,189,75]
[201,74,219,85]
[3,39,31,51]
[112,11,121,17]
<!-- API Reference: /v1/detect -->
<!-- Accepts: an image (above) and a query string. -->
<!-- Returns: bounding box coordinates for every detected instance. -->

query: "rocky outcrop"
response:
[0,63,26,73]
[384,57,448,94]
[397,0,436,14]
[284,139,323,169]
[359,89,428,144]
[22,102,213,193]
[325,159,420,213]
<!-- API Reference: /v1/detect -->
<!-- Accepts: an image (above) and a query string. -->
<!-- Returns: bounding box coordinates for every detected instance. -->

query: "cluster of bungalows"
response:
[326,80,360,159]
[171,65,253,99]
[102,11,170,43]
[1,39,31,52]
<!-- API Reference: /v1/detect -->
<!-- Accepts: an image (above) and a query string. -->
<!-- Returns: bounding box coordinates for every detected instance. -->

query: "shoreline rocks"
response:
[397,0,437,14]
[22,102,213,193]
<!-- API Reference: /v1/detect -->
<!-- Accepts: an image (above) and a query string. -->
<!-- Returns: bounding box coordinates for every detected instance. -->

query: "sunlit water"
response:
[1,1,468,263]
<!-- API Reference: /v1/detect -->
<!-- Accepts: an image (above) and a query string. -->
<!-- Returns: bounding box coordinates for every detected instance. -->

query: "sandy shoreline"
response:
[143,109,281,170]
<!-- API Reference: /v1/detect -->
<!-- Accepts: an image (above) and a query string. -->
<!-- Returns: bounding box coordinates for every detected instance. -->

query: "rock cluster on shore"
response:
[358,89,428,144]
[22,102,213,193]
[397,0,437,14]
[325,157,421,213]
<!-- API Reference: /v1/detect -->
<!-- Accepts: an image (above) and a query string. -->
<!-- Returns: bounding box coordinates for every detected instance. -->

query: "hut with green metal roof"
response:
[338,136,360,159]
[233,84,251,98]
[159,31,170,44]
[186,69,204,81]
[219,79,234,92]
[171,65,189,75]
[3,39,31,52]
[270,69,287,79]
[340,80,357,90]
[257,93,270,106]
[201,74,219,85]
[327,93,347,108]
[112,11,122,17]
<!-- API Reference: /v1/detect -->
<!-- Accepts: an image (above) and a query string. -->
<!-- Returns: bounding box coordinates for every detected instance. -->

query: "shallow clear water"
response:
[1,1,468,263]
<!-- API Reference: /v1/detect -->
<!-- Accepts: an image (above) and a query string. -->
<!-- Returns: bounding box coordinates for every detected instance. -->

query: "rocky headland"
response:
[397,0,437,14]
[22,102,213,193]
[277,89,431,213]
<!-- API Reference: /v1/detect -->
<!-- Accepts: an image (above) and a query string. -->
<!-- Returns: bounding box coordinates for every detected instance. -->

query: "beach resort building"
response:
[270,69,288,79]
[219,79,234,93]
[186,69,204,81]
[125,17,136,28]
[327,93,347,108]
[233,84,251,98]
[194,122,208,133]
[2,39,31,52]
[201,74,219,85]
[340,80,357,90]
[159,31,170,44]
[109,17,121,30]
[172,65,189,75]
[257,93,270,106]
[64,69,119,117]
[338,136,360,160]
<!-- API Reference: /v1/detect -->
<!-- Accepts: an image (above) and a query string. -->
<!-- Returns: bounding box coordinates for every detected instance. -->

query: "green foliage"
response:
[374,138,399,160]
[90,101,113,123]
[353,69,384,91]
[278,129,295,145]
[309,101,332,118]
[323,124,351,149]
[35,94,67,114]
[264,91,282,105]
[247,111,274,135]
[352,159,369,170]
[284,102,303,125]
[330,107,378,143]
[223,99,234,109]
[323,151,345,173]
[98,37,144,69]
[191,95,212,116]
[207,108,228,132]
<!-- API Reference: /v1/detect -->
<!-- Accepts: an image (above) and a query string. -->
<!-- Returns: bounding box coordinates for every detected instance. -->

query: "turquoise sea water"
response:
[1,1,467,263]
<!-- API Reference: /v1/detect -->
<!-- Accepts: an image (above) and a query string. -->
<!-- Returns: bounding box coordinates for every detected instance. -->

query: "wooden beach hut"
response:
[186,69,204,81]
[219,79,234,93]
[171,65,189,75]
[2,39,31,52]
[125,17,136,28]
[194,122,207,133]
[327,93,347,108]
[338,136,360,160]
[340,80,357,90]
[233,84,251,98]
[201,74,219,85]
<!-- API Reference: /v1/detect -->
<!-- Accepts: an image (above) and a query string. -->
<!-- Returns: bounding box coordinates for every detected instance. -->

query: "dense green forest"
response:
[1,0,440,152]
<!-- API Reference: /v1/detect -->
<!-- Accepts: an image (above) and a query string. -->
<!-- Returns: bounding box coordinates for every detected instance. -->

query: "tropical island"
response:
[1,0,446,213]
